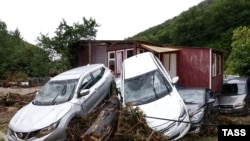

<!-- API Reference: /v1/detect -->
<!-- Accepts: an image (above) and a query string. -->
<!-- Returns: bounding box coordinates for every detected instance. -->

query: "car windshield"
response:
[179,90,205,104]
[33,79,78,105]
[220,83,246,95]
[124,70,172,105]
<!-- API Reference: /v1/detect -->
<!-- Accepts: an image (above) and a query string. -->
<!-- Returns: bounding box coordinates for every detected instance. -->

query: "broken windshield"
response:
[33,79,78,105]
[124,70,172,105]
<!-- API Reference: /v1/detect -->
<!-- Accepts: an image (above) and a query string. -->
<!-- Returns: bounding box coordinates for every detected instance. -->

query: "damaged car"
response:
[120,52,190,140]
[178,88,215,134]
[7,64,116,141]
[212,77,250,115]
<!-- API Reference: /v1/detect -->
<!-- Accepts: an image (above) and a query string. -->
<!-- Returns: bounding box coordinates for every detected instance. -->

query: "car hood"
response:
[217,94,246,105]
[186,104,203,116]
[136,92,184,128]
[9,102,72,132]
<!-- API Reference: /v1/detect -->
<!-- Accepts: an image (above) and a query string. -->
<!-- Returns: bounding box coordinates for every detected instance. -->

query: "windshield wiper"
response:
[52,85,67,105]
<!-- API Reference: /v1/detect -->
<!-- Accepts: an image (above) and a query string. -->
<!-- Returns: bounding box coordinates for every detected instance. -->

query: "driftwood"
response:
[81,96,121,141]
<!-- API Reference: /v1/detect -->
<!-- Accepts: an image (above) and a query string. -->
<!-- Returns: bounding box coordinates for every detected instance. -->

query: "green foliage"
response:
[0,20,52,79]
[37,17,99,70]
[0,17,99,79]
[5,71,28,81]
[227,26,250,76]
[129,0,250,73]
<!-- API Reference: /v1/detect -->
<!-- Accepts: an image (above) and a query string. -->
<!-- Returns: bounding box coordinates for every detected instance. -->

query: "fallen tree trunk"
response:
[81,96,120,141]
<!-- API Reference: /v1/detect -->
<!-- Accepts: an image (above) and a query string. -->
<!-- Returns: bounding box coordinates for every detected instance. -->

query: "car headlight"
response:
[190,108,204,123]
[235,101,245,108]
[36,120,60,138]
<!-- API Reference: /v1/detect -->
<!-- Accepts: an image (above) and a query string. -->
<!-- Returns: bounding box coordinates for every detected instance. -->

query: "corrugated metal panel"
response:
[141,44,179,53]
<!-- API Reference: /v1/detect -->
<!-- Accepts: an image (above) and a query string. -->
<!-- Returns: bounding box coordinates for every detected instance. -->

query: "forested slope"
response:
[129,0,250,61]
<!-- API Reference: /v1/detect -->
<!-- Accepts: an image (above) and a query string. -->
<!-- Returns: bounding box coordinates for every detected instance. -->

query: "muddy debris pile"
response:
[66,98,170,141]
[0,92,36,113]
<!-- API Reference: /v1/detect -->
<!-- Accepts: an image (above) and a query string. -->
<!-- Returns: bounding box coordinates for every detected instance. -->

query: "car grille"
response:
[10,129,39,140]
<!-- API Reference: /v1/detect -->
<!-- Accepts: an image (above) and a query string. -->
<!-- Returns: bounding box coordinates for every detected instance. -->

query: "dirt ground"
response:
[0,86,42,95]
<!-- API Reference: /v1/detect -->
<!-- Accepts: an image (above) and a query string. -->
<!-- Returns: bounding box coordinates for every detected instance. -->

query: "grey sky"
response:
[0,0,202,44]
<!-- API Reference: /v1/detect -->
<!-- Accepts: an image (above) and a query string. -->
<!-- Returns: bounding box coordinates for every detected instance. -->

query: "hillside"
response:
[129,0,250,61]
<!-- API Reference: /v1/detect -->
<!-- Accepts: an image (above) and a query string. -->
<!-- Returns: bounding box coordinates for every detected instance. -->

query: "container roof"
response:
[140,44,179,53]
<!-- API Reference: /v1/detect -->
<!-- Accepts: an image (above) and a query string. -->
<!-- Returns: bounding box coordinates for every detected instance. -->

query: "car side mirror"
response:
[172,76,179,84]
[79,89,90,97]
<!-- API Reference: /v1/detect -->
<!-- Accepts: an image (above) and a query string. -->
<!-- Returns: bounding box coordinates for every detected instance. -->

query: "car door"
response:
[91,67,109,102]
[78,72,96,114]
[80,67,107,113]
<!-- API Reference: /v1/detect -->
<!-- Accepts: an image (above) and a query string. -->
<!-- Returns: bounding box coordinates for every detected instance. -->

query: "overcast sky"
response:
[0,0,202,44]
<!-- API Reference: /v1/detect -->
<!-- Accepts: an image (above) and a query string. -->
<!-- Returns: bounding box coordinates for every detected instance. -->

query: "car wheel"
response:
[66,116,82,141]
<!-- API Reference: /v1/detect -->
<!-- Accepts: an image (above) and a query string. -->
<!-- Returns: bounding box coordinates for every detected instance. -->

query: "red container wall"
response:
[177,48,210,88]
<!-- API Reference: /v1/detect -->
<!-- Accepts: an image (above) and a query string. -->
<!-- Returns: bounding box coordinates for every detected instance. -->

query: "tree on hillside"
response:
[227,26,250,76]
[130,0,250,69]
[0,20,52,79]
[0,21,9,79]
[37,17,99,72]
